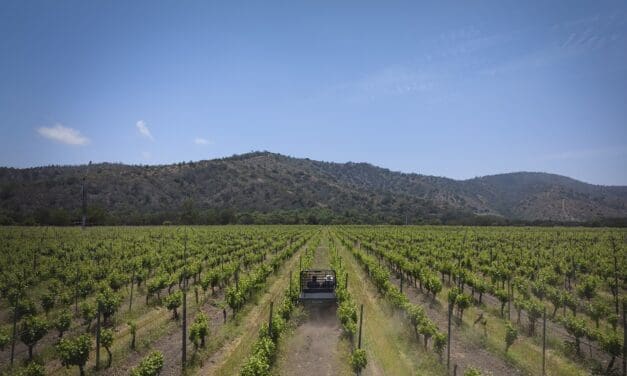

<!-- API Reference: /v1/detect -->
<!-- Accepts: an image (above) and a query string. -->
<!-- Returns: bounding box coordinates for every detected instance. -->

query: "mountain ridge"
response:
[1,151,626,225]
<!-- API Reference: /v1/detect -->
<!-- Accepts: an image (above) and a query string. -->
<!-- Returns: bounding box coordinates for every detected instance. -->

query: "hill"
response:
[1,152,626,225]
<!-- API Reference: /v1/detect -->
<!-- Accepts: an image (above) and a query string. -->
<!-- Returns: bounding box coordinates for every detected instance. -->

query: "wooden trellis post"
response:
[358,304,364,349]
[269,301,274,338]
[95,308,101,370]
[182,234,188,371]
[447,300,452,370]
[542,308,547,376]
[622,300,626,376]
[10,296,18,366]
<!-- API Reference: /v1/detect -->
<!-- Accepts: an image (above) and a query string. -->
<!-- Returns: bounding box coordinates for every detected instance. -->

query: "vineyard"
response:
[0,226,625,376]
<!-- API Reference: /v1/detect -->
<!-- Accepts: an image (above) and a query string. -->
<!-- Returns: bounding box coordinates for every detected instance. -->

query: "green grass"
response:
[333,234,446,376]
[425,283,588,376]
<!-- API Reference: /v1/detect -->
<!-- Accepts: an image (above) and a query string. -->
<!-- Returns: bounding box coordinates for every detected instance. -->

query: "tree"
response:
[80,302,96,331]
[587,300,609,329]
[130,351,164,376]
[531,281,547,300]
[189,312,209,350]
[464,367,482,376]
[448,287,460,306]
[40,292,55,316]
[418,319,437,348]
[57,334,91,376]
[455,294,472,321]
[433,332,447,362]
[20,315,48,360]
[0,327,9,350]
[601,333,622,373]
[99,328,114,367]
[226,287,244,313]
[563,315,587,355]
[55,309,72,338]
[495,289,509,317]
[526,300,543,336]
[97,288,121,326]
[425,276,442,299]
[547,289,563,318]
[475,280,487,304]
[180,199,199,225]
[562,292,577,316]
[19,362,46,376]
[164,291,183,320]
[128,321,137,349]
[505,322,518,352]
[576,276,598,302]
[350,348,367,373]
[16,298,38,319]
[147,275,166,302]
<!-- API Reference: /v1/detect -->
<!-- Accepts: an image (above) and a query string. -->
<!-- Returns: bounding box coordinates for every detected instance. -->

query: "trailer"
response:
[299,269,337,302]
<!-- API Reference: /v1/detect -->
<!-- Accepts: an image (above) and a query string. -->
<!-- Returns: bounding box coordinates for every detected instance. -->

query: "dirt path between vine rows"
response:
[336,233,521,375]
[274,237,351,376]
[195,238,315,376]
[477,284,613,370]
[108,291,225,376]
[97,238,312,375]
[386,270,524,376]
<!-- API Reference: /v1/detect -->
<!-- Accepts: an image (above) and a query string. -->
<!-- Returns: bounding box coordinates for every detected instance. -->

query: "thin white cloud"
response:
[37,124,89,145]
[194,137,212,145]
[537,146,627,161]
[141,151,152,160]
[136,120,154,140]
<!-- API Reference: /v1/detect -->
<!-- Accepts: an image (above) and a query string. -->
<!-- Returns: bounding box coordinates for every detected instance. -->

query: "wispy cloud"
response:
[194,137,212,145]
[317,65,438,104]
[483,13,626,77]
[37,124,89,145]
[136,120,154,140]
[537,146,627,161]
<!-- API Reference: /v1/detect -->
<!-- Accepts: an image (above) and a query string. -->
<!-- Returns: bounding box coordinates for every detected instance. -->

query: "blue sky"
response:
[1,1,626,185]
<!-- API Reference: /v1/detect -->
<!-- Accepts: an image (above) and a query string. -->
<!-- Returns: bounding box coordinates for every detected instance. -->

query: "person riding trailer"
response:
[307,275,320,289]
[322,274,335,289]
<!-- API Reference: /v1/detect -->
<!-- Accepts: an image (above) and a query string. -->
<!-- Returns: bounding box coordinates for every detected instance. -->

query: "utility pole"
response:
[612,239,620,316]
[507,278,512,321]
[447,300,452,370]
[129,268,135,313]
[622,300,626,376]
[74,263,80,314]
[182,233,188,371]
[81,161,91,229]
[542,308,546,376]
[10,295,18,366]
[358,304,364,349]
[95,308,101,370]
[268,302,274,339]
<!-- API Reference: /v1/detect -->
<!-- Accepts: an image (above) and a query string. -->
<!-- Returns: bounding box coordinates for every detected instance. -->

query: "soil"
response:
[196,242,310,375]
[333,235,437,376]
[380,256,524,375]
[477,284,614,371]
[274,303,349,376]
[107,293,225,376]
